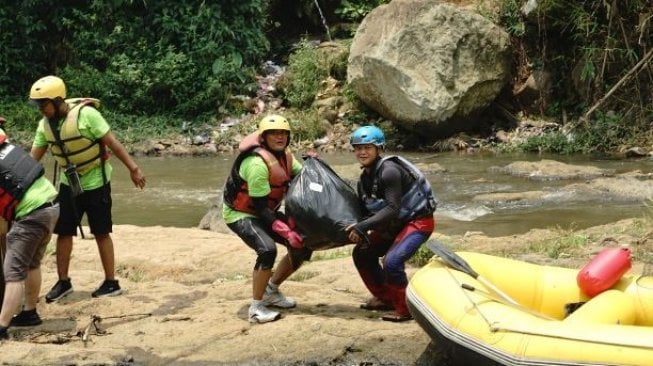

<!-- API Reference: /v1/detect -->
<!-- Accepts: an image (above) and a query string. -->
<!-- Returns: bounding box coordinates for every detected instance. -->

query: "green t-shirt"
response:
[15,175,58,219]
[32,106,113,190]
[222,153,303,224]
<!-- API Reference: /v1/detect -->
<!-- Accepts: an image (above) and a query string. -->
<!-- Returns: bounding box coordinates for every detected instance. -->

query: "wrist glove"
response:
[272,219,304,249]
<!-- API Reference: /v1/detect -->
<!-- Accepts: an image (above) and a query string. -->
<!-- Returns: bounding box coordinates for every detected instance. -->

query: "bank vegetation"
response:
[0,1,651,155]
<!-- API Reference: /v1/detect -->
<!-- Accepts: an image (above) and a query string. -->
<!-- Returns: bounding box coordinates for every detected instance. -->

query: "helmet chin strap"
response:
[51,98,67,119]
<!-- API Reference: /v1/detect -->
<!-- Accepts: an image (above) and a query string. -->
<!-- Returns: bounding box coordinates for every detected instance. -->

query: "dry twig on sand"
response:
[78,312,152,345]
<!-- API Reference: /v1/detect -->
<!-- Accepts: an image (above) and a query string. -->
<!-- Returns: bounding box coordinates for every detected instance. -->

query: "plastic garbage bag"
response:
[286,157,361,250]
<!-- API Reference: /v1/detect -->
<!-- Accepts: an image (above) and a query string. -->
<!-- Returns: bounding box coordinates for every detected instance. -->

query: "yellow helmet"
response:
[29,75,66,101]
[258,114,290,134]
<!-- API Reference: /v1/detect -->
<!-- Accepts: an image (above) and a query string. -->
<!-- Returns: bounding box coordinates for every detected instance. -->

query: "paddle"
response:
[426,239,520,306]
[461,283,555,320]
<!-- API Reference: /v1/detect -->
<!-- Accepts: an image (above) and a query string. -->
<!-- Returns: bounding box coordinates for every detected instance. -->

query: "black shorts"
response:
[55,183,112,236]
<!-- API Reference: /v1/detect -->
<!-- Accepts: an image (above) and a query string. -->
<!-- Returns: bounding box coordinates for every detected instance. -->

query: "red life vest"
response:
[223,131,293,214]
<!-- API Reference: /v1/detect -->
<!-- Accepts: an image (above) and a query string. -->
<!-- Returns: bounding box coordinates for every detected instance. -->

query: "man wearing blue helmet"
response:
[347,125,436,322]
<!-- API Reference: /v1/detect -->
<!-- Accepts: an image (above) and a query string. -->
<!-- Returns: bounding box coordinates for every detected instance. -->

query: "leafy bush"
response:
[280,41,328,109]
[517,132,578,154]
[499,0,652,124]
[335,0,390,22]
[280,39,351,109]
[0,98,43,148]
[0,1,269,119]
[284,109,329,142]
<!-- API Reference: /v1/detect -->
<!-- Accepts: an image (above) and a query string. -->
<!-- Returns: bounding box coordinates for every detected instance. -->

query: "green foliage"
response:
[529,227,591,259]
[499,0,525,36]
[280,39,351,110]
[513,110,644,154]
[517,132,579,154]
[335,0,390,22]
[0,98,182,149]
[574,112,638,153]
[285,109,329,142]
[0,1,270,119]
[409,244,434,267]
[289,270,320,282]
[499,0,652,132]
[281,41,329,108]
[101,111,184,147]
[0,98,44,148]
[311,248,353,261]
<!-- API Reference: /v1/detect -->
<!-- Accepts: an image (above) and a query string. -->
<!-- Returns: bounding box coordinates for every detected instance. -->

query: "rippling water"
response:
[48,151,652,238]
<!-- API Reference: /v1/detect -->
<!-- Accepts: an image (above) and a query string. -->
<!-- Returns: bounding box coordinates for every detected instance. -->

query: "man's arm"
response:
[30,146,48,161]
[100,131,146,189]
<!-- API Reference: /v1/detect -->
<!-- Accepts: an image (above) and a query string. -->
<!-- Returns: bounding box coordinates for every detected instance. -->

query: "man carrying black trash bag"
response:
[346,125,437,322]
[222,114,315,324]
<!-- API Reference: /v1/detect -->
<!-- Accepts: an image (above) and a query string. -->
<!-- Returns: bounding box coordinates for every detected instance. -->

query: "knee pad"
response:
[254,249,277,270]
[290,249,313,270]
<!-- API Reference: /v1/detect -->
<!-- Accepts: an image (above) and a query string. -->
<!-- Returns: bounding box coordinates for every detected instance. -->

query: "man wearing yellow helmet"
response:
[28,75,146,302]
[222,114,313,324]
[0,122,59,340]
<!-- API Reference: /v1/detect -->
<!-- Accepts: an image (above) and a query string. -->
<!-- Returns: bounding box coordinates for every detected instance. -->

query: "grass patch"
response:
[528,226,592,259]
[116,263,146,283]
[214,273,248,282]
[311,247,353,261]
[289,270,320,282]
[409,245,435,267]
[44,240,56,257]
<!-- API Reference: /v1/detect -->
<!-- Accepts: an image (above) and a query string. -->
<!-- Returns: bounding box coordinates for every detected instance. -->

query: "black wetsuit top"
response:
[354,158,413,235]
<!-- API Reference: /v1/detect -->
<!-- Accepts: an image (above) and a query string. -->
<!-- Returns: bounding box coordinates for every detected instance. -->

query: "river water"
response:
[60,152,652,238]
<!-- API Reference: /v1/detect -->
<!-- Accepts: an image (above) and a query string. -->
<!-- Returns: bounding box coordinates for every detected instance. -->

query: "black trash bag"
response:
[286,157,362,250]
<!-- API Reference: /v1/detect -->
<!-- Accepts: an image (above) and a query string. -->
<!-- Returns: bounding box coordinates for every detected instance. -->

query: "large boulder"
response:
[348,0,511,136]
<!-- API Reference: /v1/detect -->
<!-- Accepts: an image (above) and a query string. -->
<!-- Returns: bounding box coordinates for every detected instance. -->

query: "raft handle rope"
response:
[461,283,555,321]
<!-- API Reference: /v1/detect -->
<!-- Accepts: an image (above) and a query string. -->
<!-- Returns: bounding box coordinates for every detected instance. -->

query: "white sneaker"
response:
[249,303,281,324]
[262,287,297,308]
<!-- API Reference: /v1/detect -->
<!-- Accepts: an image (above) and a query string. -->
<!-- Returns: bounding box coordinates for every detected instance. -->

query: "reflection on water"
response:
[47,152,652,237]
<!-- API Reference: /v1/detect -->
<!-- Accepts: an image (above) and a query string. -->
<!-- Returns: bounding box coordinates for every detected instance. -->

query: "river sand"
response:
[2,218,650,365]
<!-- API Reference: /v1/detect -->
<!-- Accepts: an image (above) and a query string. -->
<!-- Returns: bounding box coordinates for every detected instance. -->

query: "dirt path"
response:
[2,217,650,365]
[1,225,433,365]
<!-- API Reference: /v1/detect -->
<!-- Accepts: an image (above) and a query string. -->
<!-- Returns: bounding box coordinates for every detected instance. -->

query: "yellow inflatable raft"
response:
[407,250,653,366]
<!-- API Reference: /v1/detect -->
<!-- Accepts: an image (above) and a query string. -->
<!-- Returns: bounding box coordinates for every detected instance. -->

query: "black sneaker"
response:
[10,309,42,327]
[92,279,122,298]
[0,326,7,340]
[45,279,73,303]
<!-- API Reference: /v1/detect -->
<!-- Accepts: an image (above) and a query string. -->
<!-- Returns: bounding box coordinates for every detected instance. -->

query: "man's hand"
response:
[345,224,362,244]
[272,219,303,249]
[129,166,146,189]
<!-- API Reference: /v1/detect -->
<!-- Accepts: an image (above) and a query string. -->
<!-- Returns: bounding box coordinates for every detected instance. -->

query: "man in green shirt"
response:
[28,75,146,302]
[0,125,59,340]
[223,115,313,323]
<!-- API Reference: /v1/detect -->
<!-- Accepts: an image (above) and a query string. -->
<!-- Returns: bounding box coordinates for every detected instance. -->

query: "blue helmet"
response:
[350,125,385,148]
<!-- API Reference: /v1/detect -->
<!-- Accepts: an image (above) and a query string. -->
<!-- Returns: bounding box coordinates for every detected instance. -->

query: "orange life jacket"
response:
[223,131,293,214]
